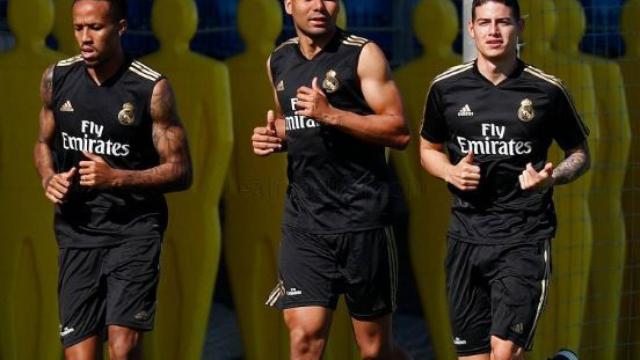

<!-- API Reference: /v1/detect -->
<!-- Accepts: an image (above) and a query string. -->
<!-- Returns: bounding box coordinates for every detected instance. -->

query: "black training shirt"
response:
[421,59,588,244]
[51,55,167,248]
[270,30,393,233]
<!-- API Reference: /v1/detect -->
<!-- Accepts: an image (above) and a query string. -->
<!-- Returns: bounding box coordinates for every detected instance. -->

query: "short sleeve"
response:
[420,83,448,143]
[551,84,589,150]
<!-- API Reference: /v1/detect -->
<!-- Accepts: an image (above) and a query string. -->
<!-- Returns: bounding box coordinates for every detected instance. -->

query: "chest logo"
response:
[322,70,340,93]
[276,80,285,92]
[60,100,74,112]
[458,104,474,117]
[118,102,135,125]
[518,98,534,122]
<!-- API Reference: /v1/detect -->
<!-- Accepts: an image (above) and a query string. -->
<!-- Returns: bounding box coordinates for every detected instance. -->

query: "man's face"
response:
[285,0,339,37]
[72,0,125,67]
[469,1,522,61]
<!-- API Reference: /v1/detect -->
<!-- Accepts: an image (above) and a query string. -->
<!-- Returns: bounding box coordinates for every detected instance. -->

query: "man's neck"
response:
[297,27,337,60]
[476,54,518,85]
[87,49,125,86]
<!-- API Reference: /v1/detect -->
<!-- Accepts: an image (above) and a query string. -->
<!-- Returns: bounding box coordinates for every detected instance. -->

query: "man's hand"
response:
[295,77,335,124]
[519,162,554,191]
[79,151,115,188]
[446,151,481,191]
[43,167,76,204]
[252,110,282,156]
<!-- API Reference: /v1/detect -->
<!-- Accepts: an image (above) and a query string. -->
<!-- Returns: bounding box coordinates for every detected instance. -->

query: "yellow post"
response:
[141,0,233,358]
[552,1,630,359]
[0,0,65,359]
[618,0,640,358]
[223,0,288,358]
[392,1,460,359]
[519,0,599,357]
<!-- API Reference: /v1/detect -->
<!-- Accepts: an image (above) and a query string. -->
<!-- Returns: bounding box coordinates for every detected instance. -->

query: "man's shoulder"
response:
[271,37,300,56]
[520,63,566,95]
[126,59,164,83]
[430,61,475,90]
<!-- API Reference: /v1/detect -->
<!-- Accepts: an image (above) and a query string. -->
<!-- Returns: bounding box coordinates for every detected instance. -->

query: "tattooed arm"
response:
[34,65,77,203]
[79,79,193,192]
[552,141,590,185]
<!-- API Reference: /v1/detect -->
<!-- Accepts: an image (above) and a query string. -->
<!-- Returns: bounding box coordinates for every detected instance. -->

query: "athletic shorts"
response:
[445,238,551,356]
[266,226,398,320]
[57,235,161,348]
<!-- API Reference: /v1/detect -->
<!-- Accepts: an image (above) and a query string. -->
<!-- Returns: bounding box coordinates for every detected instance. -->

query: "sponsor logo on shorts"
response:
[511,322,525,334]
[286,287,302,296]
[453,337,467,345]
[134,311,149,321]
[60,325,75,337]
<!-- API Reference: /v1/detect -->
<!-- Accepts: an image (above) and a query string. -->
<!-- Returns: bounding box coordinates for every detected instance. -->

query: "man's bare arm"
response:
[552,141,590,185]
[109,79,193,192]
[295,42,409,149]
[34,65,57,187]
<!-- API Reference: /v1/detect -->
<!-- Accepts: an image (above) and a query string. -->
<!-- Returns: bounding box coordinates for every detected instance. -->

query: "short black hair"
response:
[472,0,521,21]
[73,0,127,21]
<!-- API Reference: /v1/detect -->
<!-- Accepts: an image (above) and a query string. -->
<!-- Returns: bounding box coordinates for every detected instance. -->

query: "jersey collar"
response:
[472,58,525,87]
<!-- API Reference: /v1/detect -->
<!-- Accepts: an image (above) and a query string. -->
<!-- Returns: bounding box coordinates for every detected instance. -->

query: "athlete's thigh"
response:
[489,240,551,351]
[446,238,493,357]
[58,246,108,348]
[342,226,397,320]
[274,227,341,310]
[104,235,162,331]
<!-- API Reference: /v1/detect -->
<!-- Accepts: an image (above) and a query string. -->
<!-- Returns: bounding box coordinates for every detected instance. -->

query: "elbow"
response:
[175,167,193,192]
[391,133,410,150]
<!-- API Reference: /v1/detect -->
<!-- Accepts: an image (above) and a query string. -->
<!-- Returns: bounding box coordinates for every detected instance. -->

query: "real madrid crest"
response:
[322,70,340,93]
[517,98,534,122]
[118,102,135,125]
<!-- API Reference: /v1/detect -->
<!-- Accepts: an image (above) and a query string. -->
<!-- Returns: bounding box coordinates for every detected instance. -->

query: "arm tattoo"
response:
[114,80,193,192]
[40,65,54,108]
[552,142,590,185]
[34,64,57,184]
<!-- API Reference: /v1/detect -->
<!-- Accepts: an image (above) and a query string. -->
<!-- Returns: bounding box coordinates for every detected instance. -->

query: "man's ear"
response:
[118,19,127,37]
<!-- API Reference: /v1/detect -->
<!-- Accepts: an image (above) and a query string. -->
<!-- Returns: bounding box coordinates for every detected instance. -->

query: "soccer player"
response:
[251,0,410,358]
[419,0,590,359]
[33,0,192,359]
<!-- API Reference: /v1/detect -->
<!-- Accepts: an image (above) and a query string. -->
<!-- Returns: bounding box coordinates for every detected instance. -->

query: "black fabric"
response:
[57,235,161,348]
[445,238,550,355]
[270,30,393,233]
[420,60,588,244]
[52,55,167,248]
[274,226,397,319]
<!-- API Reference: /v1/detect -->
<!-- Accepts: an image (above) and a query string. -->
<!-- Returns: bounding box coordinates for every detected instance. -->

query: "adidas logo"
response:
[60,100,74,112]
[276,80,285,92]
[457,104,473,117]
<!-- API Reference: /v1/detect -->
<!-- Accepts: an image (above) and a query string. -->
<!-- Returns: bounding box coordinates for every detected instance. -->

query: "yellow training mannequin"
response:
[223,0,288,358]
[141,0,233,358]
[553,1,630,359]
[392,0,460,359]
[52,0,76,55]
[0,0,65,358]
[519,0,599,357]
[618,0,640,358]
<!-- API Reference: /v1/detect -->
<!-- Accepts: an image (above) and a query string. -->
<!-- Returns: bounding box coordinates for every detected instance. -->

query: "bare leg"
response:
[284,306,333,360]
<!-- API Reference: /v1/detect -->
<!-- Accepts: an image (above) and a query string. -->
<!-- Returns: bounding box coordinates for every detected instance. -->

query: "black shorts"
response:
[58,236,161,348]
[266,226,398,320]
[445,238,551,356]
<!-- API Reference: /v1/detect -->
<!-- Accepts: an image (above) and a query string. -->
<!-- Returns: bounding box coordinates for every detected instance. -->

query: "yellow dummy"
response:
[618,0,640,358]
[52,0,76,55]
[140,0,233,358]
[519,0,599,357]
[0,0,65,358]
[392,1,460,359]
[552,1,630,359]
[223,0,289,358]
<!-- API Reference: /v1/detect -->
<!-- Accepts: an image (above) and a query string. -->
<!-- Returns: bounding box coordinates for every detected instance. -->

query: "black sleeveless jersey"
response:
[51,55,167,248]
[270,30,392,233]
[421,60,589,244]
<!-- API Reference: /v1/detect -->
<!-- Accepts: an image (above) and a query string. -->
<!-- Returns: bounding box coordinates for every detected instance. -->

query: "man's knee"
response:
[491,337,522,360]
[108,327,140,360]
[358,341,386,360]
[284,308,330,357]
